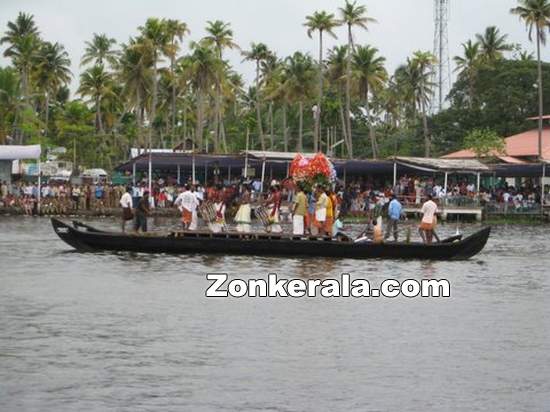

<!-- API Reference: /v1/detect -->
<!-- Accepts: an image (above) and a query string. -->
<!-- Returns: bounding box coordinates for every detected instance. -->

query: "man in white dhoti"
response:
[174,185,199,230]
[292,184,307,235]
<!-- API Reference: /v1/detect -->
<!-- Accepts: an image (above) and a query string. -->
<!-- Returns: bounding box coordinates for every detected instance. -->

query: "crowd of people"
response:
[1,173,548,220]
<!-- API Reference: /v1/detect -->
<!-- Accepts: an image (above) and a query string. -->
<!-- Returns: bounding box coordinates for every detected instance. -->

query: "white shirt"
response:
[120,192,132,208]
[421,200,438,224]
[175,191,199,212]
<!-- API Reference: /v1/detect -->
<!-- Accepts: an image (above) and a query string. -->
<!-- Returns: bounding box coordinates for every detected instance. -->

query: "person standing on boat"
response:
[174,185,199,230]
[384,194,403,242]
[235,185,252,233]
[134,191,150,233]
[189,186,201,231]
[291,184,308,235]
[419,194,438,244]
[120,186,133,232]
[265,185,282,233]
[210,191,226,233]
[313,186,329,236]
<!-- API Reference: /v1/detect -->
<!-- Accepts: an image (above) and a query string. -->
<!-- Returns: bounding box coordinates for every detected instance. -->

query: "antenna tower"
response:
[432,0,451,112]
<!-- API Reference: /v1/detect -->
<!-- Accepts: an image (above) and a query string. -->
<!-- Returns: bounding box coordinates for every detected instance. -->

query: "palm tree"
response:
[411,51,437,157]
[282,52,316,151]
[260,53,281,150]
[264,63,290,151]
[352,45,387,158]
[1,12,41,104]
[518,50,536,61]
[136,17,169,187]
[35,41,72,135]
[118,39,153,146]
[511,0,550,160]
[78,65,113,133]
[81,33,118,67]
[453,40,481,106]
[304,10,339,152]
[243,42,272,150]
[0,67,21,143]
[338,0,376,158]
[164,19,189,143]
[327,45,352,156]
[204,20,238,153]
[475,26,513,63]
[179,42,222,151]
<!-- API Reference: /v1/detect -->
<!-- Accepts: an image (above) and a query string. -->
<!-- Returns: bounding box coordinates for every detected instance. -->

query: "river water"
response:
[1,216,549,411]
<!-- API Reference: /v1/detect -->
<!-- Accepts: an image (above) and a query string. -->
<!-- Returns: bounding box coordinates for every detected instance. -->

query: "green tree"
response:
[463,128,505,158]
[511,0,550,160]
[1,12,41,106]
[81,33,118,67]
[180,42,223,151]
[136,17,169,191]
[453,40,481,106]
[338,0,376,157]
[35,41,72,135]
[164,19,189,141]
[282,52,316,151]
[204,20,238,152]
[0,67,20,143]
[352,45,387,158]
[475,26,513,63]
[118,38,153,146]
[243,42,272,150]
[304,10,339,151]
[411,51,436,156]
[78,65,114,133]
[327,45,351,156]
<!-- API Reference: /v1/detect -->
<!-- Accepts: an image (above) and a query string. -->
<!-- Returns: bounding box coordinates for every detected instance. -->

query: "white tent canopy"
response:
[0,145,41,160]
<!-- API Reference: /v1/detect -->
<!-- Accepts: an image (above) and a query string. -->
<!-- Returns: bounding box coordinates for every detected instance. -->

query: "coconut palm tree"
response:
[243,42,272,150]
[81,33,118,67]
[78,65,113,133]
[164,19,189,142]
[304,10,339,152]
[204,20,238,153]
[1,12,41,105]
[0,67,21,143]
[260,53,281,150]
[338,0,376,158]
[264,63,291,151]
[35,41,72,135]
[136,17,169,182]
[453,40,481,106]
[352,45,387,158]
[179,42,222,151]
[475,26,513,63]
[282,52,316,151]
[118,38,153,146]
[327,45,351,156]
[411,51,437,157]
[511,0,550,160]
[518,50,536,61]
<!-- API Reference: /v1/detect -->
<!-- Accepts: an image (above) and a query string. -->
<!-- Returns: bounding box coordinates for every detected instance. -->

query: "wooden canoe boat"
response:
[51,218,490,260]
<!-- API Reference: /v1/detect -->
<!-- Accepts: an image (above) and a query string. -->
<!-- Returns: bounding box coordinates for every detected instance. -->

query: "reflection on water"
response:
[1,216,549,411]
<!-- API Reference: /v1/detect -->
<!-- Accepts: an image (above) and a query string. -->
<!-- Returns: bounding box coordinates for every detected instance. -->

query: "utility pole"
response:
[432,0,451,113]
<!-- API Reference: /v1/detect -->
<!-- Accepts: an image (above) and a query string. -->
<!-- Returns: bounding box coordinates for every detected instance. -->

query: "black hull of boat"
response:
[51,219,490,261]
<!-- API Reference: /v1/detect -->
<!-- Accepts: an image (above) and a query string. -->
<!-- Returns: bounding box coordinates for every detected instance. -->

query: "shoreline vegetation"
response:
[1,1,550,171]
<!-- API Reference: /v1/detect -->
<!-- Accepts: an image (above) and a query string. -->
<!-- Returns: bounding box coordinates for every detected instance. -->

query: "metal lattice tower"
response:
[432,0,451,113]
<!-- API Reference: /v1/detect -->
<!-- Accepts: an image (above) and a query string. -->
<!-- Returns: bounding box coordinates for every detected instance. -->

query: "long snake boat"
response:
[51,218,490,260]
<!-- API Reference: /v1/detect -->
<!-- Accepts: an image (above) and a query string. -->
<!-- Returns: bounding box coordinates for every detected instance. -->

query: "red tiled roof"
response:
[443,127,550,161]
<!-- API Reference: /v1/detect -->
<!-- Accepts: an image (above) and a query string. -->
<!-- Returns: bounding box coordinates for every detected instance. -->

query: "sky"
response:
[0,0,543,96]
